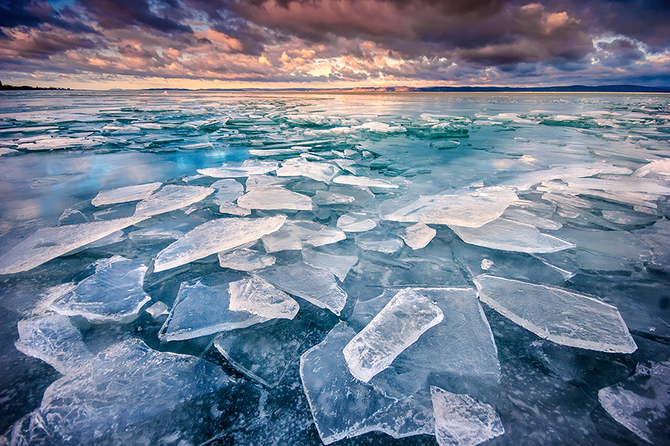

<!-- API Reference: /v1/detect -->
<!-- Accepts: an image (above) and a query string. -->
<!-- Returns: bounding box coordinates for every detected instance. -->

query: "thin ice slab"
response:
[218,248,276,271]
[256,262,347,316]
[275,158,340,183]
[473,275,637,353]
[450,218,574,254]
[228,277,299,321]
[153,215,286,272]
[211,179,244,205]
[198,160,279,178]
[302,247,358,282]
[431,386,504,446]
[313,190,356,205]
[262,220,345,253]
[343,288,443,382]
[332,175,399,189]
[401,222,436,250]
[51,256,151,324]
[337,213,377,232]
[92,182,162,207]
[237,187,313,210]
[133,185,213,219]
[0,216,143,275]
[356,232,404,254]
[15,314,94,375]
[6,339,232,445]
[382,187,518,228]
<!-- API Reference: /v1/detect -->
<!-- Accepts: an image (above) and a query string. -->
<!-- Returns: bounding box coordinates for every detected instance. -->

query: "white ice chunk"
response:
[245,174,289,189]
[474,275,637,353]
[15,314,94,375]
[383,187,518,228]
[145,301,168,319]
[333,175,399,189]
[198,160,278,178]
[237,186,313,210]
[153,215,286,272]
[262,220,345,253]
[256,262,347,316]
[275,158,340,183]
[401,222,436,250]
[302,247,358,282]
[228,277,299,320]
[128,217,204,241]
[431,386,504,446]
[563,177,670,195]
[218,248,276,271]
[450,218,574,254]
[0,216,143,275]
[343,289,443,382]
[51,256,151,324]
[91,182,162,207]
[218,202,252,215]
[355,122,407,133]
[133,185,213,219]
[337,213,377,232]
[499,164,633,191]
[356,233,404,254]
[7,339,232,444]
[633,159,670,177]
[598,361,670,443]
[211,179,244,205]
[313,190,356,205]
[501,208,562,230]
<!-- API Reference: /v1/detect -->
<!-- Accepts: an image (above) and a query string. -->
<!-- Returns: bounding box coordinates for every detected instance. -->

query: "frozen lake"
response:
[0,90,669,445]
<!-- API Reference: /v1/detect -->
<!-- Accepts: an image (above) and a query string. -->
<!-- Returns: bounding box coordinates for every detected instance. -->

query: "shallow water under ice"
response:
[1,90,670,445]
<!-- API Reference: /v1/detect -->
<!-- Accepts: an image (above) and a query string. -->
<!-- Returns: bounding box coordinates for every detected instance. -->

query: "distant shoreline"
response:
[0,84,70,91]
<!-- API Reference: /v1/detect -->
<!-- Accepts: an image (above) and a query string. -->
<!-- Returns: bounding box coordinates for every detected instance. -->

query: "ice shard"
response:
[401,222,436,250]
[356,232,404,254]
[302,247,358,282]
[0,216,144,275]
[473,275,637,353]
[382,187,518,228]
[313,190,356,205]
[337,213,377,232]
[153,215,286,272]
[51,256,151,324]
[91,182,162,207]
[15,314,94,375]
[431,386,504,446]
[343,288,443,382]
[261,220,345,253]
[133,185,213,218]
[450,218,575,254]
[218,247,276,271]
[211,178,244,205]
[275,158,340,183]
[198,160,279,178]
[237,187,313,210]
[332,175,399,189]
[256,262,347,316]
[228,277,299,321]
[499,164,633,191]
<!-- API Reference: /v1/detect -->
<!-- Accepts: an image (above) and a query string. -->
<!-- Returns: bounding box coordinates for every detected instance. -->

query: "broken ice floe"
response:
[153,215,286,272]
[133,185,213,219]
[337,212,377,232]
[598,361,670,443]
[91,182,162,207]
[356,232,404,254]
[474,275,637,353]
[15,314,94,375]
[382,187,518,228]
[261,220,345,253]
[218,247,276,271]
[0,216,143,275]
[51,256,151,324]
[343,289,443,382]
[6,339,232,444]
[498,164,633,191]
[633,158,670,177]
[211,178,244,205]
[301,246,358,282]
[237,187,313,210]
[401,222,436,250]
[313,190,356,205]
[256,262,347,316]
[275,157,340,183]
[198,160,279,178]
[159,274,297,342]
[245,174,289,189]
[145,301,169,319]
[431,386,504,446]
[332,175,399,189]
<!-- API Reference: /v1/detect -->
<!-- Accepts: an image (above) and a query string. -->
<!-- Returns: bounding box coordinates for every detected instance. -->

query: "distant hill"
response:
[0,81,70,91]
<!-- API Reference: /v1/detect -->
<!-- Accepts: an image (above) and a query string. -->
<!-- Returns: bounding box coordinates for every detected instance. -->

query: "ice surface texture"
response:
[474,275,637,353]
[51,256,151,323]
[302,247,358,282]
[275,158,340,182]
[91,182,162,207]
[198,160,278,177]
[218,248,276,271]
[133,185,213,218]
[401,222,436,250]
[344,289,443,382]
[153,215,286,272]
[237,187,313,210]
[261,220,345,253]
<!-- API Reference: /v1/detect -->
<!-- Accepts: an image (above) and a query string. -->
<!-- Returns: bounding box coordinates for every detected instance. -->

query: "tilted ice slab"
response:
[450,218,575,254]
[313,190,356,205]
[501,208,562,231]
[153,215,286,272]
[431,386,504,446]
[562,177,670,195]
[598,361,670,443]
[218,248,276,271]
[256,262,347,316]
[211,179,244,205]
[382,186,518,228]
[301,322,434,445]
[51,256,151,324]
[6,339,232,445]
[356,232,404,254]
[0,216,143,275]
[337,213,377,232]
[275,158,340,183]
[198,160,279,178]
[473,275,637,353]
[245,174,289,189]
[133,185,213,219]
[633,158,670,177]
[159,275,296,342]
[302,247,358,282]
[262,220,345,253]
[401,222,436,250]
[237,186,313,210]
[499,164,633,191]
[128,217,205,241]
[332,175,399,189]
[15,314,94,375]
[343,289,443,382]
[92,182,162,207]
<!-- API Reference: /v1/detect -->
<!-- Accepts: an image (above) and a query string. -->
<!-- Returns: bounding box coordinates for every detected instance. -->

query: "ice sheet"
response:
[218,247,276,271]
[133,185,213,218]
[237,187,313,210]
[261,220,345,253]
[401,222,436,250]
[91,182,162,206]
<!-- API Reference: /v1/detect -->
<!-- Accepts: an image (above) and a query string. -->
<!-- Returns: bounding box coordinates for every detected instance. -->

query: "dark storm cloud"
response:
[78,0,191,34]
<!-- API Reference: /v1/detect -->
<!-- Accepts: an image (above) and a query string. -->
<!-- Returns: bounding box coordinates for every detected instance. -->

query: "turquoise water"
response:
[0,91,669,445]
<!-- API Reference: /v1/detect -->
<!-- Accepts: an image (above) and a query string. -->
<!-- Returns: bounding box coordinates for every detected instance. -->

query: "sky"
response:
[1,0,669,89]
